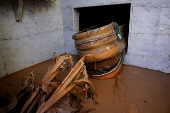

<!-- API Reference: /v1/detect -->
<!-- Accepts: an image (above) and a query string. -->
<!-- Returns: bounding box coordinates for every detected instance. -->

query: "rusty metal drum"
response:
[73,22,126,79]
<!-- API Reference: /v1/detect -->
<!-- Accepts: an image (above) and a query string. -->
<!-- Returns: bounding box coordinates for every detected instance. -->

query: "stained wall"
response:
[0,0,65,77]
[0,0,169,78]
[61,0,170,73]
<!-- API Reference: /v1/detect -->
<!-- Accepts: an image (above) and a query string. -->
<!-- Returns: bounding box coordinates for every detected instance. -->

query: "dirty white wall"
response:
[0,0,65,77]
[61,0,170,73]
[0,0,169,78]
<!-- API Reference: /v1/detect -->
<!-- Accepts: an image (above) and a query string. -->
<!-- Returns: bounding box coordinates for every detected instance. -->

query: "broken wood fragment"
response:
[11,0,23,22]
[19,52,97,113]
[37,57,94,113]
[20,86,39,113]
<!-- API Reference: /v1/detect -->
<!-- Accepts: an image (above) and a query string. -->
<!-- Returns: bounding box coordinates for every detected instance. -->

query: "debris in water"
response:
[0,52,97,113]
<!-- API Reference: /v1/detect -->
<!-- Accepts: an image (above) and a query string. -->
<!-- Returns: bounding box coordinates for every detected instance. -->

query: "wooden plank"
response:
[11,0,23,22]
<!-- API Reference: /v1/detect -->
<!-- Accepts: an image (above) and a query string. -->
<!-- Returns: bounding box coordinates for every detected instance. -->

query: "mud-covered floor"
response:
[0,55,170,113]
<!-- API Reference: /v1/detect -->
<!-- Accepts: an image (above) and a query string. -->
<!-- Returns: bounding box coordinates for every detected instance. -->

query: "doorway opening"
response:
[74,3,131,52]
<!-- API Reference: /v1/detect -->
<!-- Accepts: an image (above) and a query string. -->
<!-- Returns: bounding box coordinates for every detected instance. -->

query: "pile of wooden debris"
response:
[0,52,97,113]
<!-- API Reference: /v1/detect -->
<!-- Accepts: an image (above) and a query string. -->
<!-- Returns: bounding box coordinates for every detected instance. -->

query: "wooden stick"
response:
[37,57,85,113]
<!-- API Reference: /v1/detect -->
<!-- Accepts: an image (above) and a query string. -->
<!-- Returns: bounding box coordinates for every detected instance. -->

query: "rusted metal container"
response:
[89,50,125,79]
[73,22,126,79]
[75,31,117,50]
[86,53,121,71]
[78,38,126,63]
[74,26,122,51]
[73,23,115,40]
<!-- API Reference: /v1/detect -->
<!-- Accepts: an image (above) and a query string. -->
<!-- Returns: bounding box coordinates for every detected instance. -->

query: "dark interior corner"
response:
[76,3,131,52]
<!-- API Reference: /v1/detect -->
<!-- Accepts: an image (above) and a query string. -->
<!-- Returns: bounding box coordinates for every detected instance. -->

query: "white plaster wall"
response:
[0,0,65,77]
[61,0,170,73]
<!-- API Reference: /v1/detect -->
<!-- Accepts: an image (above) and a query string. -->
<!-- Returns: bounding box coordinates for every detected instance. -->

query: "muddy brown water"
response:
[0,55,170,113]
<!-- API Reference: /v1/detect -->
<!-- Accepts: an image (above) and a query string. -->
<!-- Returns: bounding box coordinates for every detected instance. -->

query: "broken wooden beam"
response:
[11,0,23,22]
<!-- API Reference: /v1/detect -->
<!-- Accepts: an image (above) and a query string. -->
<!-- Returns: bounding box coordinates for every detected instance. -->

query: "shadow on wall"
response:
[0,0,63,77]
[0,0,58,39]
[0,0,57,22]
[21,0,57,22]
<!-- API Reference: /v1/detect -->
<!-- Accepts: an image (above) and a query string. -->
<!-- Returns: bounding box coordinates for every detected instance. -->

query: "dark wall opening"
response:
[76,3,131,51]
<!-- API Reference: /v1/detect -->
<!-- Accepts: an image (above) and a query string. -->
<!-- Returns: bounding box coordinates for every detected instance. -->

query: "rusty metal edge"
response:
[89,49,125,79]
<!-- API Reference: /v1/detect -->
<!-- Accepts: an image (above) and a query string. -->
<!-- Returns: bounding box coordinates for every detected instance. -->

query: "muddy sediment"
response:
[0,55,170,113]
